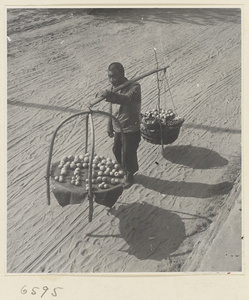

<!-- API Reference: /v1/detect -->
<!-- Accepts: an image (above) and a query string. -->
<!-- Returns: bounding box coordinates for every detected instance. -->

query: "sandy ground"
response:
[7,8,241,273]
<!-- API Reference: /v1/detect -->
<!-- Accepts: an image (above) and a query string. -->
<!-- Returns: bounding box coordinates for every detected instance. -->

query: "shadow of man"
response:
[134,174,233,198]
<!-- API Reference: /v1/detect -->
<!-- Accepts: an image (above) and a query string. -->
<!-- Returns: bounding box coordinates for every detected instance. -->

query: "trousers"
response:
[113,131,141,175]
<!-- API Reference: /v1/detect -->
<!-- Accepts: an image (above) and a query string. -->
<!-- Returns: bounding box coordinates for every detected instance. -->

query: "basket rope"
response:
[163,69,177,114]
[156,48,174,149]
[153,48,161,110]
[140,48,183,149]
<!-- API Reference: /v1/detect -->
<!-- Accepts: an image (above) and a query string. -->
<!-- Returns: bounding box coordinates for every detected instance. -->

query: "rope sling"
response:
[140,50,184,149]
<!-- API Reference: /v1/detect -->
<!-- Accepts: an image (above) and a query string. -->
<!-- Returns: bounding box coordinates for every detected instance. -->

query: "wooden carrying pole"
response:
[89,65,169,108]
[88,112,95,222]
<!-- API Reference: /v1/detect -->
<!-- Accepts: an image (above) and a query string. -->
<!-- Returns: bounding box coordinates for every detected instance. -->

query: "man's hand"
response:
[107,129,114,138]
[96,89,111,99]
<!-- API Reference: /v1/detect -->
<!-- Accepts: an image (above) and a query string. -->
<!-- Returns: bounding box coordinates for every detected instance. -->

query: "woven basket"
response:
[140,118,184,145]
[51,162,125,208]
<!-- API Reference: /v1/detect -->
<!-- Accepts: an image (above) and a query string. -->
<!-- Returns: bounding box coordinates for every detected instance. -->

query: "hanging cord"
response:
[153,48,161,110]
[163,69,177,114]
[159,68,167,153]
[154,48,166,153]
[159,68,167,108]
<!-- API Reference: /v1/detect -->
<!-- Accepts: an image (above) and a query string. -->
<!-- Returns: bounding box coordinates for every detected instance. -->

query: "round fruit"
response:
[70,162,76,169]
[98,171,103,176]
[111,178,116,185]
[99,165,106,172]
[95,155,101,161]
[106,161,113,168]
[103,184,109,189]
[102,177,107,182]
[74,156,80,163]
[82,162,88,168]
[114,172,120,177]
[61,169,67,175]
[54,176,59,181]
[119,170,124,177]
[97,176,102,183]
[104,170,110,176]
[84,157,89,163]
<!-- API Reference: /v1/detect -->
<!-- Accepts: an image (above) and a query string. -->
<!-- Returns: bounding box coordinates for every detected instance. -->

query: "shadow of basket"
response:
[162,145,229,169]
[111,202,186,260]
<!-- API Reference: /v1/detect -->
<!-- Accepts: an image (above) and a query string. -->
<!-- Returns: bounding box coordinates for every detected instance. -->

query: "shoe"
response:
[123,173,134,189]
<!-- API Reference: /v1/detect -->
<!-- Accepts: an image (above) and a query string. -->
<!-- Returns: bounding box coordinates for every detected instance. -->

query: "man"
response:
[100,62,141,187]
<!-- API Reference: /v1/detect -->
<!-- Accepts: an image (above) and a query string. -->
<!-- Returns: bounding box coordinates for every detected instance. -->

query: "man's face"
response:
[108,69,123,87]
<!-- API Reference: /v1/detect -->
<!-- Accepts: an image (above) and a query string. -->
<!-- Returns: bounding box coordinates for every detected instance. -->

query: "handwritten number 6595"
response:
[21,285,63,297]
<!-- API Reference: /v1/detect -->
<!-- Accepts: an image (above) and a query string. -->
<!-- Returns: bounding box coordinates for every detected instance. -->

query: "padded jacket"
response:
[106,80,141,133]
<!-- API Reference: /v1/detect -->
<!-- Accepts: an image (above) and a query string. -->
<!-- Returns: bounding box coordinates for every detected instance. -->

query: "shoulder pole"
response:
[89,65,170,108]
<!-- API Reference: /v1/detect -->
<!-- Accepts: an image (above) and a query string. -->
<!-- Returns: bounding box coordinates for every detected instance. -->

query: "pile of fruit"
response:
[53,153,125,190]
[141,108,184,127]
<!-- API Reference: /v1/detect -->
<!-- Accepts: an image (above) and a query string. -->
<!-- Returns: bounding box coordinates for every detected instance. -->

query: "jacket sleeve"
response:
[105,83,141,105]
[107,102,113,132]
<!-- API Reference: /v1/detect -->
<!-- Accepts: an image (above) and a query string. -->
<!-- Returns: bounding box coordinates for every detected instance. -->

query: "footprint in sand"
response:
[93,239,101,246]
[69,241,83,259]
[81,249,88,256]
[110,218,119,227]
